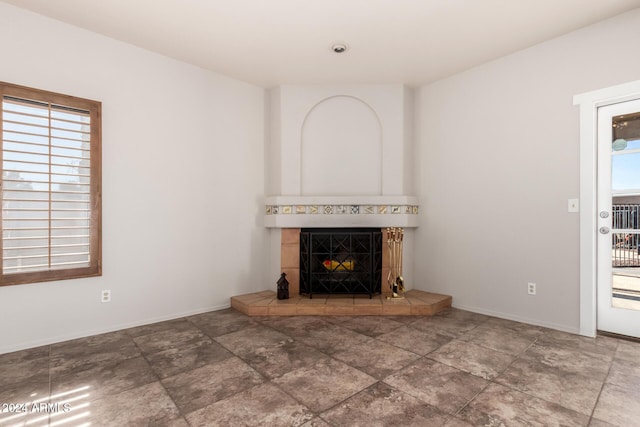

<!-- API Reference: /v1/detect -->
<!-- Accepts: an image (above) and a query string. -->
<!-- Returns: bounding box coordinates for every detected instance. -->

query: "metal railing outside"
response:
[612,204,640,267]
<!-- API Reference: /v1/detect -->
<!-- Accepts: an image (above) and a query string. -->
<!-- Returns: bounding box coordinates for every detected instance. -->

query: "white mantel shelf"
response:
[264,195,419,228]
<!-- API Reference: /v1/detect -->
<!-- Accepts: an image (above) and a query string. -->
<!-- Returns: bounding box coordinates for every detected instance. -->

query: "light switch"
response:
[568,198,579,213]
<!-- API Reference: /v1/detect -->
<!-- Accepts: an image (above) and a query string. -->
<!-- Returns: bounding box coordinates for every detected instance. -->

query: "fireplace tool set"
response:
[386,227,405,299]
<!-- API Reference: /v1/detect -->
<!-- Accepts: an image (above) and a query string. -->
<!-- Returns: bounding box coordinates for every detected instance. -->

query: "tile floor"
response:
[1,308,639,426]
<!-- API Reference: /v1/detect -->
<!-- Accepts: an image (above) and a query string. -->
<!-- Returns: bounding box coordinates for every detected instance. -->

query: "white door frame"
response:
[574,79,640,337]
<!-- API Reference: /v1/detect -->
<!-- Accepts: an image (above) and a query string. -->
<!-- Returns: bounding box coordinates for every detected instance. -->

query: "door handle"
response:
[600,226,610,234]
[600,211,609,218]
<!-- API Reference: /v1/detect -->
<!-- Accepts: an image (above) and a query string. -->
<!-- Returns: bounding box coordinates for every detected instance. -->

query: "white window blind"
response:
[1,88,100,282]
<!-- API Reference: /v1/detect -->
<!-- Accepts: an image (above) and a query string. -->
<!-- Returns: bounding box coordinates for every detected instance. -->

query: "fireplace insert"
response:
[300,228,382,298]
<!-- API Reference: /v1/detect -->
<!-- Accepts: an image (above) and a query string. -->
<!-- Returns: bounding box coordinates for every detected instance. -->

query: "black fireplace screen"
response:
[300,228,382,298]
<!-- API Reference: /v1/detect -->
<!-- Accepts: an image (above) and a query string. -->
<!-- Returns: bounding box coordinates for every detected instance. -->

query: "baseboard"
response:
[451,302,580,335]
[0,302,231,355]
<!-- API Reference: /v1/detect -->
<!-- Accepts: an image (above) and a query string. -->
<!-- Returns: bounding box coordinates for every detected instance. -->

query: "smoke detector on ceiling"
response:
[331,43,348,53]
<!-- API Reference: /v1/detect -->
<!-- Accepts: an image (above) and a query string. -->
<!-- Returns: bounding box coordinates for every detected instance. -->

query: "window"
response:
[0,82,101,286]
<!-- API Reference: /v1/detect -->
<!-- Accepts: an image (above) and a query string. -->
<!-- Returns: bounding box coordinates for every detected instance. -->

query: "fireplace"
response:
[300,228,382,298]
[229,85,453,316]
[266,85,419,297]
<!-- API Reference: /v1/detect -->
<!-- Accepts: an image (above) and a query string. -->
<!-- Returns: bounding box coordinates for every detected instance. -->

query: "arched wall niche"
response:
[300,95,383,196]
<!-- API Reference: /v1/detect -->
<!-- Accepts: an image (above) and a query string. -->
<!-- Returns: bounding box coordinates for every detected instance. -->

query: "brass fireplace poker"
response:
[386,227,405,300]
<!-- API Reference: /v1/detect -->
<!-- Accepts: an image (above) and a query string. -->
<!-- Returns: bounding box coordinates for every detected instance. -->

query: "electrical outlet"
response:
[527,283,536,295]
[101,289,111,303]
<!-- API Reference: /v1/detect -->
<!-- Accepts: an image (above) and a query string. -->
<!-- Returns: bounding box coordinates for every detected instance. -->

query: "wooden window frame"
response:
[0,82,101,286]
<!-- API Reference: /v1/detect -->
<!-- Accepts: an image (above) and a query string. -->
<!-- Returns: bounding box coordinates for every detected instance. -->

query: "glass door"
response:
[597,99,640,337]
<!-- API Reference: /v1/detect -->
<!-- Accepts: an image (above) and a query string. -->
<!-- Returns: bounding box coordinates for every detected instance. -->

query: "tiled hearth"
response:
[261,227,453,316]
[231,289,452,316]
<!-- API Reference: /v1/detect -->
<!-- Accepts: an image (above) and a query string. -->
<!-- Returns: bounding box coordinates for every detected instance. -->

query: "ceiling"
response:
[3,0,640,88]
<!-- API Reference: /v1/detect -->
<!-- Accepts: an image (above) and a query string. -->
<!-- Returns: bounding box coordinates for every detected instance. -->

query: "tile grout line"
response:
[378,315,491,420]
[478,334,610,421]
[236,316,366,425]
[365,314,505,421]
[128,332,191,425]
[203,311,472,423]
[181,317,272,422]
[313,381,384,424]
[188,314,324,423]
[454,334,539,419]
[586,338,619,423]
[252,315,414,423]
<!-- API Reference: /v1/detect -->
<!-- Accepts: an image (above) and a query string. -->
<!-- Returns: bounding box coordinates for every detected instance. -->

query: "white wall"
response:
[403,86,415,196]
[268,85,413,196]
[415,8,640,332]
[0,3,267,354]
[301,96,382,196]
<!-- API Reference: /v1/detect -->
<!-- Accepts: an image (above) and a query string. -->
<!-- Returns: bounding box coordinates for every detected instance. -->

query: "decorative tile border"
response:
[266,204,419,216]
[264,196,420,228]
